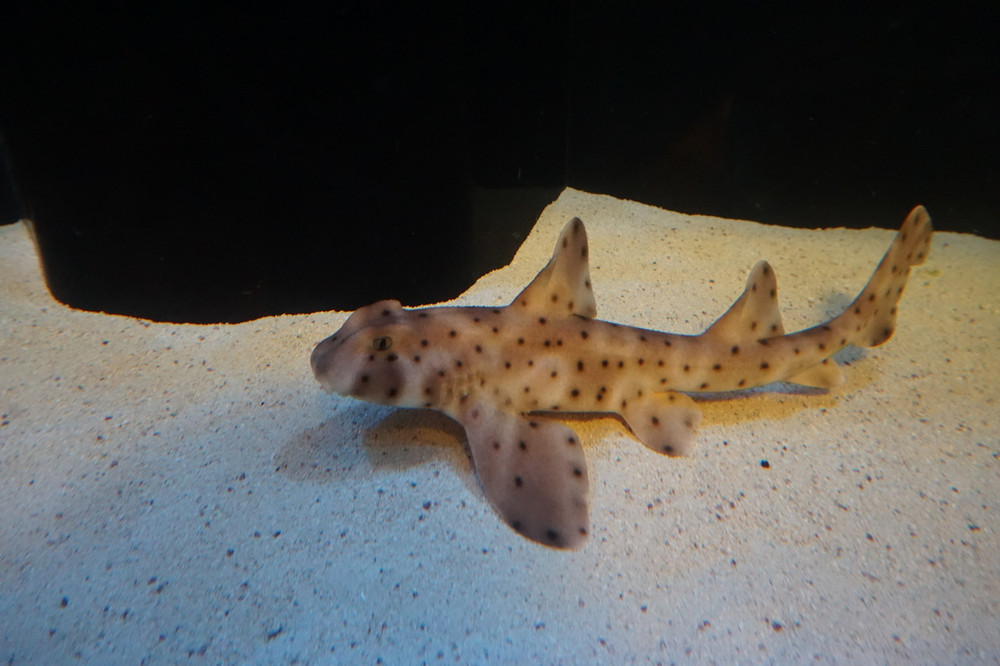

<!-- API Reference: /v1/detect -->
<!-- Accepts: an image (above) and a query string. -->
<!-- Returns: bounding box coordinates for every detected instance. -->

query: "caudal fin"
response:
[840,205,932,348]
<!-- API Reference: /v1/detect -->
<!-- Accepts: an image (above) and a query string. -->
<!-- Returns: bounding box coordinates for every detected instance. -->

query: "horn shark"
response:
[311,206,932,549]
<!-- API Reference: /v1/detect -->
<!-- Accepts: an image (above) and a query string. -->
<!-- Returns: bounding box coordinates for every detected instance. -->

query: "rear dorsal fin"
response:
[511,217,598,318]
[702,260,785,345]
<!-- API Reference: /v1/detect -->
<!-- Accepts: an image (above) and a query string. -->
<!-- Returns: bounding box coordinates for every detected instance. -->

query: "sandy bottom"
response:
[2,188,997,663]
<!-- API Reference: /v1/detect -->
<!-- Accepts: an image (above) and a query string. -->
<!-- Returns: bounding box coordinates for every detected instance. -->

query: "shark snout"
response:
[310,336,340,393]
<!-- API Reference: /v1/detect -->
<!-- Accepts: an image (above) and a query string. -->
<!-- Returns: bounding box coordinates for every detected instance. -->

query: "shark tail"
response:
[840,205,932,348]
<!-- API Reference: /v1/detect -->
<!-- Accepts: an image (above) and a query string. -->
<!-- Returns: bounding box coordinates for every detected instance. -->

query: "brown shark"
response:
[311,206,932,549]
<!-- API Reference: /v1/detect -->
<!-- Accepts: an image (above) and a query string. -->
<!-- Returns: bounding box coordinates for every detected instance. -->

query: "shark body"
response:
[311,206,932,549]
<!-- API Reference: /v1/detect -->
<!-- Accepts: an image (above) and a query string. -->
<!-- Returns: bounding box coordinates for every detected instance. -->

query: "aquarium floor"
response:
[2,189,997,664]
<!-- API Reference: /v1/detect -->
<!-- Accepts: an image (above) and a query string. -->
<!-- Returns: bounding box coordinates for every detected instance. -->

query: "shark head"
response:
[310,299,428,407]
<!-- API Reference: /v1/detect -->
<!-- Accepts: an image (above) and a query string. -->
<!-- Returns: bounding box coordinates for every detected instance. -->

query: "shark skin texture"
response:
[311,206,932,549]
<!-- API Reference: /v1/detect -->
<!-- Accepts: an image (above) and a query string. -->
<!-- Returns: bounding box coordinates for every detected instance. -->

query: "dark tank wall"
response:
[566,4,999,235]
[0,2,996,323]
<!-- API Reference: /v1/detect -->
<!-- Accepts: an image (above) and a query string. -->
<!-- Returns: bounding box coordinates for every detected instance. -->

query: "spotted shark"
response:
[311,206,932,549]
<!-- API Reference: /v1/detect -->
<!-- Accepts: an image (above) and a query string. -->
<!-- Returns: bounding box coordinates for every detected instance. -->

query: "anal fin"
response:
[457,399,590,549]
[785,358,845,388]
[619,391,703,457]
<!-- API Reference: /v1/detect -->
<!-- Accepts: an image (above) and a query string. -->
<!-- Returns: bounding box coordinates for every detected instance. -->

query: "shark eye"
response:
[371,336,393,352]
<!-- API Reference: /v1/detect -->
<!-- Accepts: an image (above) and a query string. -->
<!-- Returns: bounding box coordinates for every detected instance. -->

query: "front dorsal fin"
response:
[702,260,785,345]
[511,217,597,318]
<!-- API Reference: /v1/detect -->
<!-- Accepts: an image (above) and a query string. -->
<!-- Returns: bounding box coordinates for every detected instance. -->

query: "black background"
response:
[1,2,996,323]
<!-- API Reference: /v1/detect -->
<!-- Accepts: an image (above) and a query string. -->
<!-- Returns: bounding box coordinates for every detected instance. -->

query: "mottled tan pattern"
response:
[312,207,931,548]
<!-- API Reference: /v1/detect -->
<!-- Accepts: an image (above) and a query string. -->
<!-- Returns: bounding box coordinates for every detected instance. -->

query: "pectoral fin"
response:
[457,400,591,549]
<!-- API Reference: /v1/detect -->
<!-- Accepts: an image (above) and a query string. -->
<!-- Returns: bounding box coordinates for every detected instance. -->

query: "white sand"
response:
[1,188,997,663]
